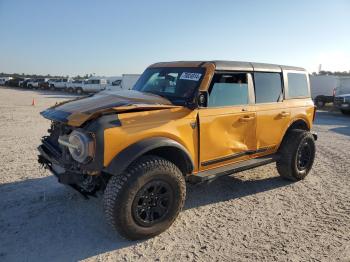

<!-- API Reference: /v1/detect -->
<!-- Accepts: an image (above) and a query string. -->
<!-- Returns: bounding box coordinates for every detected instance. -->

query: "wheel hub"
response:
[297,141,312,171]
[132,180,173,227]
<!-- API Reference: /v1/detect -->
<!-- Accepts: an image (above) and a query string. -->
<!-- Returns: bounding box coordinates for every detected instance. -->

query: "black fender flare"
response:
[103,137,194,176]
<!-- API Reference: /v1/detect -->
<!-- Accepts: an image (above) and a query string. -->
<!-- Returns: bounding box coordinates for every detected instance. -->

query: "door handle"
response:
[279,111,290,117]
[239,115,255,122]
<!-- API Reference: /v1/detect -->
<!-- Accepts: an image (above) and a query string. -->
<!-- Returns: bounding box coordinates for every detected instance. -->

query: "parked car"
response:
[79,78,108,94]
[38,60,317,240]
[48,78,71,90]
[66,79,86,93]
[333,77,350,114]
[19,78,31,88]
[0,77,13,85]
[334,94,350,114]
[5,77,25,87]
[27,78,49,89]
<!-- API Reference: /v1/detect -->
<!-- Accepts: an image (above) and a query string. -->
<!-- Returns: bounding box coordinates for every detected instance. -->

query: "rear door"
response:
[199,72,257,171]
[253,72,290,155]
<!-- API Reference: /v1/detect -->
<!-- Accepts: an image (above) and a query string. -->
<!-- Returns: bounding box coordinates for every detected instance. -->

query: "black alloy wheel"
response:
[132,180,173,227]
[296,141,312,171]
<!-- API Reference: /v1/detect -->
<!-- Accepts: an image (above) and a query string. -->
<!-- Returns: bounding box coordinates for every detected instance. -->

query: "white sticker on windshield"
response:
[180,72,202,81]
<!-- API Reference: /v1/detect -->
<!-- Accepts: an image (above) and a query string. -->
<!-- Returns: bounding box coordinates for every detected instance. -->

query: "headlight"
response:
[58,130,94,163]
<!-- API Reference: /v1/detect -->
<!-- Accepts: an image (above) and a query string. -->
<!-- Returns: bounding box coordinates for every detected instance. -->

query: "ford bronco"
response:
[38,61,317,240]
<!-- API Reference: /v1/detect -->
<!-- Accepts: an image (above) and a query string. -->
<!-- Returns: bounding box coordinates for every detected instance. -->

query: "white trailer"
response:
[106,74,140,91]
[310,75,337,107]
[335,77,350,96]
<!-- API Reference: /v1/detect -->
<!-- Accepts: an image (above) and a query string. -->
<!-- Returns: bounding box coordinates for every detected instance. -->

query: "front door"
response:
[199,72,257,171]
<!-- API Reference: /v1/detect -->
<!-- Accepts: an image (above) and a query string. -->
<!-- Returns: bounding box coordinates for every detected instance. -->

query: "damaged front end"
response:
[38,121,109,198]
[37,90,178,197]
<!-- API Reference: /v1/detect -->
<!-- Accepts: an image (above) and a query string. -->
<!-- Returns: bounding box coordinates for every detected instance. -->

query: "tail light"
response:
[312,105,316,122]
[333,88,336,97]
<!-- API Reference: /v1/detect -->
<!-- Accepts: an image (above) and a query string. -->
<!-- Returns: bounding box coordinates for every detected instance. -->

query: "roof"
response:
[150,60,306,72]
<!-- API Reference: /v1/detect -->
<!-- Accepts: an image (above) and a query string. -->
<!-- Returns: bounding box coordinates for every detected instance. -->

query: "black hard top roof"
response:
[150,61,306,72]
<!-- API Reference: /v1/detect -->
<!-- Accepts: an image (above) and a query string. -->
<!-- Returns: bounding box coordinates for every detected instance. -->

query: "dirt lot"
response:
[0,87,349,262]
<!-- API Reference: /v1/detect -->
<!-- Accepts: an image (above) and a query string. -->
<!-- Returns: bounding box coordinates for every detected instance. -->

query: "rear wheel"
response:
[103,155,186,240]
[276,129,316,181]
[76,87,83,95]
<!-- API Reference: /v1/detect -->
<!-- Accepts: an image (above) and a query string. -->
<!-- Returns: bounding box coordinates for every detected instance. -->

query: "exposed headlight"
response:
[59,130,94,163]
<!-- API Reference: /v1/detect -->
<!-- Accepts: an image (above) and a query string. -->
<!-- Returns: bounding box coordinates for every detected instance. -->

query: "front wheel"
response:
[103,155,186,240]
[276,129,316,181]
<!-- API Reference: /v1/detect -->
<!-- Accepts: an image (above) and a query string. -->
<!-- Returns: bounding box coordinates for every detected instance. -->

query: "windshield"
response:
[133,67,205,105]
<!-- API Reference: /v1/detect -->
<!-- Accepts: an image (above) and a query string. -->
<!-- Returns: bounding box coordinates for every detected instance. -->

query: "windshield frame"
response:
[133,67,206,107]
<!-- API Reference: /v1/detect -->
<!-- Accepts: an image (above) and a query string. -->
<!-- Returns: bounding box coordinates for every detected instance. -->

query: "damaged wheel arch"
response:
[104,137,195,177]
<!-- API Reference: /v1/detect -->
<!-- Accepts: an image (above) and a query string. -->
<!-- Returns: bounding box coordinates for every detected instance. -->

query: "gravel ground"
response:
[0,87,349,262]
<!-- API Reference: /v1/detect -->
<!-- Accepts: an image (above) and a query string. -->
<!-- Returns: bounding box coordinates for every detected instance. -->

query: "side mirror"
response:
[198,91,208,107]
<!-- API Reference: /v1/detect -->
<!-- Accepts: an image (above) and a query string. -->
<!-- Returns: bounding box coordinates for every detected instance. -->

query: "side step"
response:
[188,154,280,183]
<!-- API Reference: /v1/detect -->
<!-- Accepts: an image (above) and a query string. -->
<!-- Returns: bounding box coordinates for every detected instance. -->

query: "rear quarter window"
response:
[287,73,309,98]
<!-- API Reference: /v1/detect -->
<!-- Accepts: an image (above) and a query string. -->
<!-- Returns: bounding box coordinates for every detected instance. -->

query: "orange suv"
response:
[38,61,317,240]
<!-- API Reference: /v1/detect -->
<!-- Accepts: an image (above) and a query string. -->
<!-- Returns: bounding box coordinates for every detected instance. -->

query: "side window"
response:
[208,73,249,107]
[254,73,282,103]
[287,73,309,98]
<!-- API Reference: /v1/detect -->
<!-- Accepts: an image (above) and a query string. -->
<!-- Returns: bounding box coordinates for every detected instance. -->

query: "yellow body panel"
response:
[198,105,256,170]
[103,107,199,171]
[255,102,291,151]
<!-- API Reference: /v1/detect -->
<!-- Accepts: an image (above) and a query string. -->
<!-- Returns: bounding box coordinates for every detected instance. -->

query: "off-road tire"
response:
[103,155,186,240]
[276,129,315,181]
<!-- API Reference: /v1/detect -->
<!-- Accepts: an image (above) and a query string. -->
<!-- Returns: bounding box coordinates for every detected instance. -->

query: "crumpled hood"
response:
[41,90,179,127]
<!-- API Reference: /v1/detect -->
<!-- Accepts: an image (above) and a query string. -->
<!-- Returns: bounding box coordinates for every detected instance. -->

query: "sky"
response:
[0,0,349,76]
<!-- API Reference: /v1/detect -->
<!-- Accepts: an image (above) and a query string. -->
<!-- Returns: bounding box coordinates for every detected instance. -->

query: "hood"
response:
[41,90,179,127]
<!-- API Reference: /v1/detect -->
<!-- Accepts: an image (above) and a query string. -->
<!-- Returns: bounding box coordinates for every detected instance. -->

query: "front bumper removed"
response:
[38,145,99,198]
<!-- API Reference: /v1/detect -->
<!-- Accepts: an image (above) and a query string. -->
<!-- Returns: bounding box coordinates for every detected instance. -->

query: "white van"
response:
[81,78,108,93]
[48,78,72,90]
[66,79,86,93]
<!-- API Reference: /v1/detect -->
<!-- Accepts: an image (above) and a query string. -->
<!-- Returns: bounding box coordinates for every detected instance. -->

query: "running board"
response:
[188,154,280,183]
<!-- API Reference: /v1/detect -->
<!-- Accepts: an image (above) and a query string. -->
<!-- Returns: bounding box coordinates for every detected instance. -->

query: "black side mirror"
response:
[198,91,208,107]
